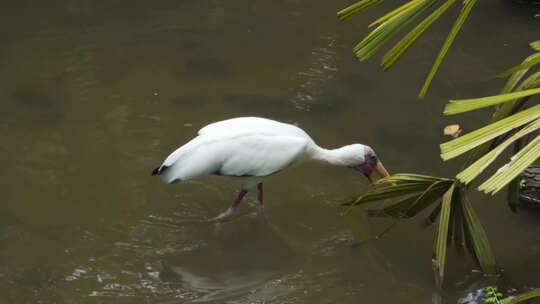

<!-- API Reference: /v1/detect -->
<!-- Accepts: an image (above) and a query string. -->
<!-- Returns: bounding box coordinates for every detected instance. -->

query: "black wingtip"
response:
[152,166,161,176]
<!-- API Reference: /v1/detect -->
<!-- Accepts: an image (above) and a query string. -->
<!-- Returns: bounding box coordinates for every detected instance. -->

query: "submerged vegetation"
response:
[338,0,540,296]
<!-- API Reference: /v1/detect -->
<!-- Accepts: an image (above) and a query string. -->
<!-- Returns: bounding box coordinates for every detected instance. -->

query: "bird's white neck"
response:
[309,145,353,166]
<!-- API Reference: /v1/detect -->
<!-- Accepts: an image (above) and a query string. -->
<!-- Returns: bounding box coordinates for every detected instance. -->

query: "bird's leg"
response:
[257,183,264,212]
[212,189,248,222]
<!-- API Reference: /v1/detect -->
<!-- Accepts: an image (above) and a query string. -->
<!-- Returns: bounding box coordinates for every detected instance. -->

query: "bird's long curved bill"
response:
[370,161,390,182]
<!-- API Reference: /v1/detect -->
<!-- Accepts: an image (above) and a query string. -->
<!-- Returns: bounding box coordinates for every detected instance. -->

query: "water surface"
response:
[1,1,540,303]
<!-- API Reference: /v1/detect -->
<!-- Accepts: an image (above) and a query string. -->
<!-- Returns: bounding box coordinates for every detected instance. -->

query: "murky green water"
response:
[1,1,540,303]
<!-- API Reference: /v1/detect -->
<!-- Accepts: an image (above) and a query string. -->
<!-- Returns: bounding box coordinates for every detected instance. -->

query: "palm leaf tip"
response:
[478,135,540,195]
[455,119,540,185]
[433,184,455,285]
[440,103,540,161]
[443,87,540,116]
[368,0,425,28]
[531,40,540,51]
[461,197,496,274]
[381,0,457,71]
[347,173,453,207]
[353,0,436,62]
[418,0,476,99]
[337,0,382,21]
[498,54,540,78]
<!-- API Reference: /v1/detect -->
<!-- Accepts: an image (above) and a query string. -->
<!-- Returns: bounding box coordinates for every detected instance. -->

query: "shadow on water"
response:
[43,211,307,303]
[9,87,65,121]
[185,56,231,78]
[12,88,58,109]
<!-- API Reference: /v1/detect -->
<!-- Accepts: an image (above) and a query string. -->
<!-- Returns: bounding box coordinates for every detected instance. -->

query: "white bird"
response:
[152,117,389,221]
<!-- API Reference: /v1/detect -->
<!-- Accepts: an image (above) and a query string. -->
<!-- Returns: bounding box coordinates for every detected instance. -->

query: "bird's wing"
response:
[217,134,309,177]
[159,133,309,183]
[198,117,311,139]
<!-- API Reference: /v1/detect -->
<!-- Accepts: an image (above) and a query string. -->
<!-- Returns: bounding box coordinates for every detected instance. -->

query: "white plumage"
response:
[159,117,310,183]
[153,117,388,221]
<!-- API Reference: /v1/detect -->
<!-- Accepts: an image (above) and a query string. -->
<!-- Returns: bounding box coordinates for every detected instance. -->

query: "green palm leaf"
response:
[465,68,540,167]
[367,194,422,217]
[433,184,455,285]
[404,185,452,217]
[350,182,431,206]
[418,0,476,98]
[500,53,540,93]
[531,40,540,51]
[456,119,540,185]
[375,173,451,184]
[354,0,435,61]
[461,197,496,274]
[337,0,382,21]
[440,103,540,161]
[498,52,540,78]
[382,0,456,70]
[449,194,464,250]
[369,0,424,28]
[507,139,524,212]
[479,135,540,194]
[347,174,453,208]
[368,181,451,217]
[443,87,540,115]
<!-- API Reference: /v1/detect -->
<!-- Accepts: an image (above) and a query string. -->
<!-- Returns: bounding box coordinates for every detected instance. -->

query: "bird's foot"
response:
[210,207,234,223]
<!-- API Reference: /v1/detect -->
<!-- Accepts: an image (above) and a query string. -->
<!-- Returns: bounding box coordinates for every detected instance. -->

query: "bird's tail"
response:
[151,165,180,184]
[151,166,164,176]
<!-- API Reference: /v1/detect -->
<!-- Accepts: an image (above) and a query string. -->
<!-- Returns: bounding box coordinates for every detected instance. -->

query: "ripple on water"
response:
[290,35,341,112]
[57,220,206,302]
[0,214,373,303]
[311,230,355,257]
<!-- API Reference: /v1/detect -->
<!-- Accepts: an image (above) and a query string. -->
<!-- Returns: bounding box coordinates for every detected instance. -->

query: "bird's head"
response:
[341,144,390,183]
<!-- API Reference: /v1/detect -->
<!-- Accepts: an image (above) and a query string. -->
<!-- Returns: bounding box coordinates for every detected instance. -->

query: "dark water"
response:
[1,1,540,303]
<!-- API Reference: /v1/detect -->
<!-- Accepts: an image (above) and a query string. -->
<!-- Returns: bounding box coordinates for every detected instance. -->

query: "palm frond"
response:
[465,67,540,167]
[479,135,540,194]
[354,0,435,62]
[500,53,540,93]
[347,173,496,283]
[369,0,424,28]
[338,0,477,98]
[444,47,540,193]
[456,119,540,185]
[337,0,382,21]
[433,184,455,285]
[449,191,464,251]
[507,139,524,212]
[531,40,540,51]
[440,103,540,161]
[349,182,435,206]
[382,0,457,70]
[368,181,450,217]
[443,87,540,115]
[418,0,476,98]
[461,196,496,274]
[347,174,453,207]
[375,173,451,184]
[498,52,540,78]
